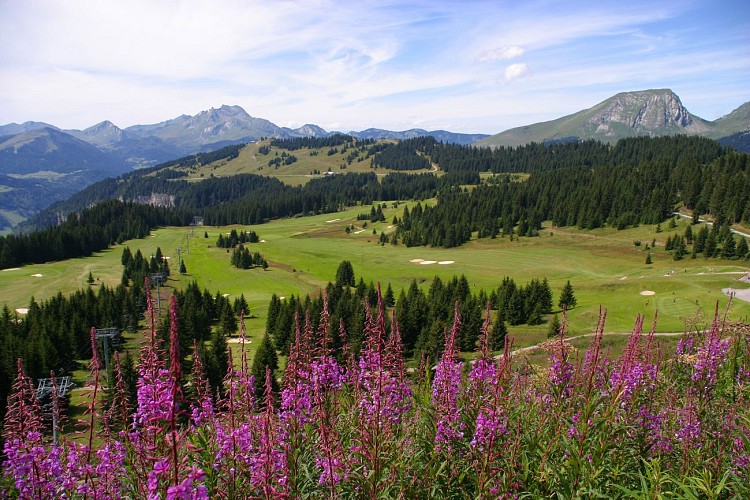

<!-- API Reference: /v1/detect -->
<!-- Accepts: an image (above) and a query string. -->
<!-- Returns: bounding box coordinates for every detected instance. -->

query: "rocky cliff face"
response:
[587,89,712,136]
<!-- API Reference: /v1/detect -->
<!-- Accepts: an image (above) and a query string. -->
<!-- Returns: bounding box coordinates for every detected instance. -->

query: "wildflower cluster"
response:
[3,285,750,498]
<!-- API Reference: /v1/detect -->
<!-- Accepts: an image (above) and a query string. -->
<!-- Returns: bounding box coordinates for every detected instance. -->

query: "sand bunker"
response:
[279,296,286,300]
[2,268,20,272]
[619,276,627,280]
[353,230,365,234]
[15,308,28,314]
[227,337,251,344]
[438,260,455,265]
[326,218,340,223]
[640,290,656,296]
[31,273,43,277]
[260,239,266,243]
[222,293,229,297]
[420,260,437,265]
[409,258,424,263]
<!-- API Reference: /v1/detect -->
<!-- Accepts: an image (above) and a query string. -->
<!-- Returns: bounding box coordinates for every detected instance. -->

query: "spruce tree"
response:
[206,331,229,396]
[252,334,279,399]
[335,260,355,288]
[491,309,508,350]
[721,234,736,260]
[384,283,396,307]
[558,280,577,310]
[736,237,749,260]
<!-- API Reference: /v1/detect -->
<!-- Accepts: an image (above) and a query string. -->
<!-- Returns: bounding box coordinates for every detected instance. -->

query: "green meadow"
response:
[1,202,748,360]
[177,140,433,186]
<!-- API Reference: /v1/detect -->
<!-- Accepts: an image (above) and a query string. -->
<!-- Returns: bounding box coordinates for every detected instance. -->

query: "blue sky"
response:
[0,0,748,133]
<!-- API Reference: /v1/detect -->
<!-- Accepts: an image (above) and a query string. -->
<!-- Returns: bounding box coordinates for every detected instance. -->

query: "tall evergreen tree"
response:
[335,260,356,288]
[252,333,279,399]
[558,280,577,310]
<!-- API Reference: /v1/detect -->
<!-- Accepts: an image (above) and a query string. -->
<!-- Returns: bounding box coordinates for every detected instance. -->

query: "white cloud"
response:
[503,63,529,82]
[479,45,525,61]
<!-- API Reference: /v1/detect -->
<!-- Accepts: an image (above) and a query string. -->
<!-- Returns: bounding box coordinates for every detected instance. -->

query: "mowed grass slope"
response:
[1,204,748,354]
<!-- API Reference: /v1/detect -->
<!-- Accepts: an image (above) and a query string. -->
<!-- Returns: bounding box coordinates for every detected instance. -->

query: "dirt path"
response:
[673,212,750,239]
[508,330,685,357]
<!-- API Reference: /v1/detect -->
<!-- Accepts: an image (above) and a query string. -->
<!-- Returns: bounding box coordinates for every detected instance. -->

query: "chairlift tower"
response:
[150,272,167,315]
[36,375,73,445]
[94,327,119,380]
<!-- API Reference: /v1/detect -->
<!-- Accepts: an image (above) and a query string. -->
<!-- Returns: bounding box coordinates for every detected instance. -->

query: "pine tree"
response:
[736,237,749,260]
[179,260,187,274]
[205,330,229,396]
[121,247,132,267]
[527,303,544,325]
[558,280,577,310]
[684,225,694,244]
[252,333,279,399]
[491,309,507,350]
[335,260,355,288]
[721,234,736,260]
[645,253,652,264]
[384,283,395,307]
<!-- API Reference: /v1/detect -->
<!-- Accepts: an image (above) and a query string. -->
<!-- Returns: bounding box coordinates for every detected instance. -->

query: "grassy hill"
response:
[164,139,434,186]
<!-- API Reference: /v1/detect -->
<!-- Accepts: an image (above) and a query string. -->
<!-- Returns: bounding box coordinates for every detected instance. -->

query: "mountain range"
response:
[0,89,748,231]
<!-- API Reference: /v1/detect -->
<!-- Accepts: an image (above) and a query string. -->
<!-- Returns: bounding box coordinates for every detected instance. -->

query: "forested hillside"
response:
[392,137,749,248]
[6,135,748,267]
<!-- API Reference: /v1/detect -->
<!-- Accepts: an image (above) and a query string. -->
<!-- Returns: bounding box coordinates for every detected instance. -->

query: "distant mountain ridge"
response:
[478,89,749,148]
[0,106,488,230]
[1,91,748,231]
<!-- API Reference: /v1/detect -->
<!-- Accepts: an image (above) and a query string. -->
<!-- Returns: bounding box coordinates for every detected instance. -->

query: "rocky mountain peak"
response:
[70,120,127,146]
[588,89,711,135]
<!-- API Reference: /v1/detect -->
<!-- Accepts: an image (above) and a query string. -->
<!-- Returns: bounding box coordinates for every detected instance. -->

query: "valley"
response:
[2,204,747,349]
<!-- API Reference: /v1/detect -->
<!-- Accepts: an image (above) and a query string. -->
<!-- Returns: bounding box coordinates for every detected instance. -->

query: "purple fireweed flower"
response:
[468,303,498,393]
[310,356,344,392]
[165,466,209,500]
[3,435,66,498]
[549,351,574,398]
[190,341,215,427]
[148,459,171,497]
[357,350,411,425]
[691,324,729,394]
[3,359,43,444]
[249,367,288,494]
[471,405,508,449]
[315,455,346,486]
[95,440,126,498]
[545,309,574,398]
[433,304,465,450]
[675,405,702,448]
[610,361,658,406]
